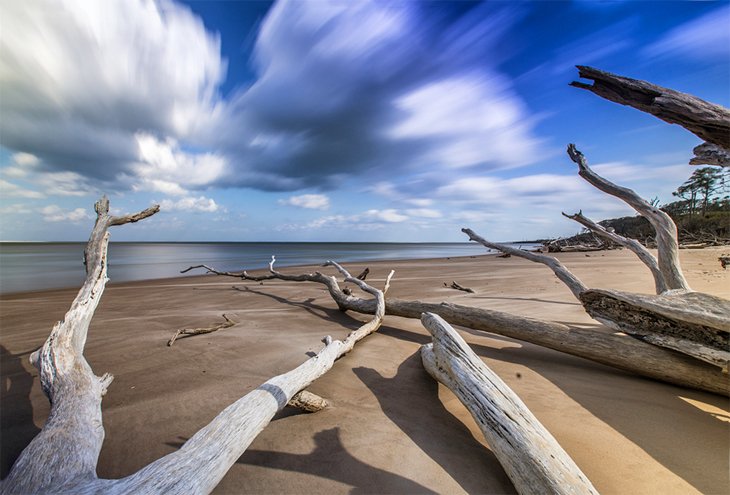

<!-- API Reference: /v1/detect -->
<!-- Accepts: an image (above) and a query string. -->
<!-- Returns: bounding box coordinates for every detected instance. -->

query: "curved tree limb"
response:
[461,227,588,299]
[567,144,690,292]
[421,313,598,495]
[2,198,394,494]
[562,210,667,294]
[185,263,729,396]
[690,143,730,167]
[571,66,730,152]
[3,197,159,493]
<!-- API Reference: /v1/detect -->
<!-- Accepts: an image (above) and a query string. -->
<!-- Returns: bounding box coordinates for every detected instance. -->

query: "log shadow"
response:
[366,324,727,493]
[353,352,515,494]
[1,345,41,479]
[383,326,729,494]
[233,286,361,331]
[238,427,438,494]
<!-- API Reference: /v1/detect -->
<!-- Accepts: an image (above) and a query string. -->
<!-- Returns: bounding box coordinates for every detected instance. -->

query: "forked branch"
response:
[562,211,667,294]
[567,144,689,292]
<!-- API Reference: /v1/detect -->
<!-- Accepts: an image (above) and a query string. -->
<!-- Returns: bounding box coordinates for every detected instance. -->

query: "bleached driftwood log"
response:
[167,314,236,346]
[1,197,393,495]
[571,66,730,167]
[420,313,598,495]
[184,261,729,396]
[463,146,729,371]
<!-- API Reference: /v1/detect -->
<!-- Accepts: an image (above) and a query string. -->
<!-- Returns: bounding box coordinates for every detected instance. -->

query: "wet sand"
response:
[1,247,728,494]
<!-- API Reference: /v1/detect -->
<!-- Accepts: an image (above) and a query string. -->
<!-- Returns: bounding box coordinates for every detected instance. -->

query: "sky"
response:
[0,0,728,242]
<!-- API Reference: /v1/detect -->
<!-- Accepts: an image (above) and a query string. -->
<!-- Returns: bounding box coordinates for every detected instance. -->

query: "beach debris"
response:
[342,287,352,295]
[719,256,729,270]
[421,313,598,495]
[463,143,730,371]
[167,314,236,346]
[287,390,329,412]
[3,196,395,495]
[496,252,511,258]
[187,257,728,396]
[445,281,475,293]
[355,267,370,280]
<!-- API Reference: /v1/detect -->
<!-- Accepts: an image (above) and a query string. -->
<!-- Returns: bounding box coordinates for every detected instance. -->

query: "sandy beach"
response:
[1,247,728,494]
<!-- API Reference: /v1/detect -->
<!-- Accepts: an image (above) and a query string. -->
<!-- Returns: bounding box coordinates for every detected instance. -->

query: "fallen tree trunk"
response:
[184,263,730,396]
[420,313,598,495]
[1,198,393,495]
[571,65,730,166]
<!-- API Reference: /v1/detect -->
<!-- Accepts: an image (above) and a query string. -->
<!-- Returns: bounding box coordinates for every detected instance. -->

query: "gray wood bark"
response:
[571,66,730,156]
[421,313,598,495]
[567,144,689,292]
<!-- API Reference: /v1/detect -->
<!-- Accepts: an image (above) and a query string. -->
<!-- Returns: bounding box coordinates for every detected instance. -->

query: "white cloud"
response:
[0,204,34,215]
[36,171,96,197]
[40,205,91,222]
[278,194,330,210]
[405,208,442,218]
[0,0,225,181]
[363,209,409,223]
[159,196,220,213]
[130,133,228,195]
[0,179,45,198]
[389,74,542,169]
[12,152,40,167]
[644,5,730,60]
[404,198,433,207]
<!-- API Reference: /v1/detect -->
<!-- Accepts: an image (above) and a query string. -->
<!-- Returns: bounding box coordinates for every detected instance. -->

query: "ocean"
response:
[0,242,538,295]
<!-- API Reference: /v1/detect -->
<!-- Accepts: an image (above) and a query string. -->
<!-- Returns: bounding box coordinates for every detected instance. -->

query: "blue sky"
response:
[1,0,728,242]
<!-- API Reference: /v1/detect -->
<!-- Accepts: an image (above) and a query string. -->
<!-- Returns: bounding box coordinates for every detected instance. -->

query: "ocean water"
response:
[0,242,537,294]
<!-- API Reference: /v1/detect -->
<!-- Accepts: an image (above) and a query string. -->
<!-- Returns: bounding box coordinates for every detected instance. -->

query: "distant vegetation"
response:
[552,167,729,248]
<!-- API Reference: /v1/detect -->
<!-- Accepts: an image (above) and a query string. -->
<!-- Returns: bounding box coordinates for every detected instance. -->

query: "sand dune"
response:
[1,247,728,494]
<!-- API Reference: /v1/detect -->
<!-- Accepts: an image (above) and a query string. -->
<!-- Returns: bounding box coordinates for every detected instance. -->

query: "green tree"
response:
[673,167,728,217]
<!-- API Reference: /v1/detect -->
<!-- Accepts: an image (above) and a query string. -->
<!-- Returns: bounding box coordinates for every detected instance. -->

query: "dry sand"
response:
[1,247,729,494]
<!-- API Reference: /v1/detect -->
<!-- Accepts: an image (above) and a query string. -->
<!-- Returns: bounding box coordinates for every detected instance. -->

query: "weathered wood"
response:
[690,143,730,167]
[567,144,690,292]
[167,314,236,346]
[288,390,329,412]
[447,281,475,293]
[462,228,588,299]
[562,211,667,294]
[1,198,393,495]
[580,289,730,369]
[186,263,730,396]
[420,313,598,495]
[571,66,730,152]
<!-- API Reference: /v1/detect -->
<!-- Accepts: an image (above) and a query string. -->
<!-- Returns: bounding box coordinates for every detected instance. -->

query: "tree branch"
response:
[562,210,667,293]
[461,228,588,299]
[571,66,730,151]
[567,144,690,292]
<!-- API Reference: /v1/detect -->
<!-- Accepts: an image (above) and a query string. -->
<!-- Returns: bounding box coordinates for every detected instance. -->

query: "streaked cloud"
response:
[40,205,91,222]
[644,5,730,60]
[0,179,45,199]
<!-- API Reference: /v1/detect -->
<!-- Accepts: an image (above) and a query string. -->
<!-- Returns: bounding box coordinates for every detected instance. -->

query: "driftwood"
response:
[356,267,370,280]
[185,261,729,396]
[1,198,393,495]
[571,66,730,167]
[720,256,729,270]
[446,281,475,293]
[464,146,730,371]
[167,314,236,346]
[420,313,598,495]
